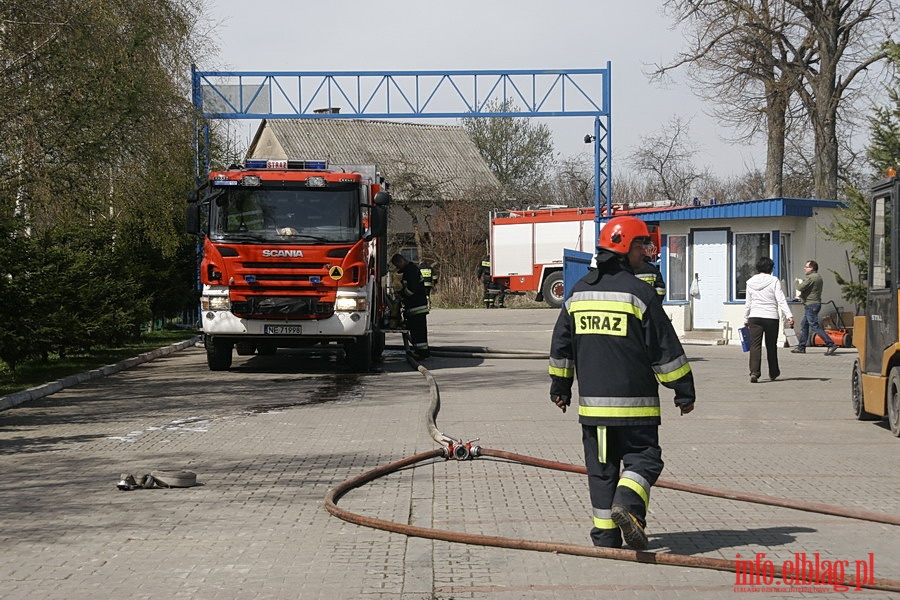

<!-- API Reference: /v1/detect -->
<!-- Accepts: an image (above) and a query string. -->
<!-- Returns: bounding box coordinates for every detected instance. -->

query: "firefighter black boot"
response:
[611,505,648,550]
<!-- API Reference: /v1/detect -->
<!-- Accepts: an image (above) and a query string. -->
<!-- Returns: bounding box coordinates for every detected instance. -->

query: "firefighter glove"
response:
[550,375,572,412]
[676,398,695,416]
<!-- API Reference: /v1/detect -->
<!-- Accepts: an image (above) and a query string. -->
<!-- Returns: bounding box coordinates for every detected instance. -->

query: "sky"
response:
[201,0,766,178]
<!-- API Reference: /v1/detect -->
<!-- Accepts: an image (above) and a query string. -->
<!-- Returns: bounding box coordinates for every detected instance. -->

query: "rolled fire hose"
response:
[326,347,900,593]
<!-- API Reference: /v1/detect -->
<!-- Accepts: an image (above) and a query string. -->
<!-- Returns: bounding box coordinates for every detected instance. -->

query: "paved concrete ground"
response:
[0,308,897,599]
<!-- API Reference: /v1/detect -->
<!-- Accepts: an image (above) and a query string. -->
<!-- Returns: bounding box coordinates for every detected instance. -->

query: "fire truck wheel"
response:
[541,271,565,308]
[372,331,385,363]
[206,339,233,371]
[888,367,900,437]
[851,360,877,421]
[346,333,373,373]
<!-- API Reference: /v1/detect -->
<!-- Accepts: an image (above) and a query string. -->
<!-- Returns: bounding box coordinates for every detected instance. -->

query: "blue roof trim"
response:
[610,197,846,222]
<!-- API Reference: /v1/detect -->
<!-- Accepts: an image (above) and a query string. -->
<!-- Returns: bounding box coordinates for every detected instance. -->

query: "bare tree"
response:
[545,154,595,206]
[786,0,893,199]
[627,116,707,204]
[656,0,894,200]
[422,188,495,307]
[381,154,504,287]
[654,0,812,198]
[377,156,453,259]
[693,170,767,202]
[612,171,658,206]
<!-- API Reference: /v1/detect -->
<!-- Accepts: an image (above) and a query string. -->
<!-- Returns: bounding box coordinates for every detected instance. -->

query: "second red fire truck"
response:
[489,205,662,307]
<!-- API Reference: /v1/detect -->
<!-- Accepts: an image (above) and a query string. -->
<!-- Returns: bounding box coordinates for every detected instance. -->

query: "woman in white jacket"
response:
[743,257,795,383]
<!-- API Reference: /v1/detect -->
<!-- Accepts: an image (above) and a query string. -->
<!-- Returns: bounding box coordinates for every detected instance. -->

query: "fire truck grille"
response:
[250,274,310,281]
[241,262,326,269]
[238,262,329,283]
[231,296,334,317]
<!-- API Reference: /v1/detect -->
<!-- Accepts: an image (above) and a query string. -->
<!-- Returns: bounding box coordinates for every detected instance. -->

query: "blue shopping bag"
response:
[738,326,751,352]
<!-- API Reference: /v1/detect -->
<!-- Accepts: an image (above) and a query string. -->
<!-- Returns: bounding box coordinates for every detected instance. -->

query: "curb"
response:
[0,336,202,411]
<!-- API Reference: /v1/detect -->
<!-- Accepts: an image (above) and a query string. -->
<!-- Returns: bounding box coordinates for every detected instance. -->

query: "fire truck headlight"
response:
[201,296,231,311]
[335,295,367,312]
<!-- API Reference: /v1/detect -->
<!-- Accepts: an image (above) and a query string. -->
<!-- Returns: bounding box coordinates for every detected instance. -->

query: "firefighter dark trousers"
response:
[405,312,429,357]
[582,424,663,548]
[482,281,495,308]
[482,281,505,308]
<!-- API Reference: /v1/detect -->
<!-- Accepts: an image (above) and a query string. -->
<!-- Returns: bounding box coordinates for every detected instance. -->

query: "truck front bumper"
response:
[201,309,371,341]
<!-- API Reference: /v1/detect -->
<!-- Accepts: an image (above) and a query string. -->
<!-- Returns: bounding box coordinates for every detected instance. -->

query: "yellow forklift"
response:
[852,171,900,436]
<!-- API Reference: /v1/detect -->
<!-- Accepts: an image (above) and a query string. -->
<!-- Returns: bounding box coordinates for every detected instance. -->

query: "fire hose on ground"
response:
[325,347,900,593]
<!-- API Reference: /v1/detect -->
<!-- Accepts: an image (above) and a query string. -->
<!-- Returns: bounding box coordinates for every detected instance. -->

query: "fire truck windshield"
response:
[210,187,359,243]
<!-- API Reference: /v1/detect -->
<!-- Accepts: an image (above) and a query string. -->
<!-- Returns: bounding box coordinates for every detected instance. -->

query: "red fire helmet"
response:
[598,216,651,255]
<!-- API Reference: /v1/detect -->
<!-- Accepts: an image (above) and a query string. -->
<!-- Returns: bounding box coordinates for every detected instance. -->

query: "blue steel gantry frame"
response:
[191,65,613,222]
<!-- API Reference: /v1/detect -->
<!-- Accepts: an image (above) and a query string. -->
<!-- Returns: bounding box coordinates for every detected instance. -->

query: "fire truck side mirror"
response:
[373,191,392,206]
[185,203,201,235]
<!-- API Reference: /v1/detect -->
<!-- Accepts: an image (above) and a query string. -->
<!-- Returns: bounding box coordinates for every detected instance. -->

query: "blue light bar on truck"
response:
[244,159,328,170]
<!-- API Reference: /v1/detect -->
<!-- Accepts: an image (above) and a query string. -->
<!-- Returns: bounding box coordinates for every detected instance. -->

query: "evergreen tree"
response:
[461,99,555,204]
[827,41,899,310]
[0,1,211,367]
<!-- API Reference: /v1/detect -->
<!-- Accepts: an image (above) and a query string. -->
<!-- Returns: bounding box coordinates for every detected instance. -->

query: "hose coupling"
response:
[447,438,480,460]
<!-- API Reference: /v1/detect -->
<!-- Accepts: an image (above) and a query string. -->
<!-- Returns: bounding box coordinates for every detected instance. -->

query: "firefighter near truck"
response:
[852,172,900,437]
[489,206,662,308]
[185,159,391,373]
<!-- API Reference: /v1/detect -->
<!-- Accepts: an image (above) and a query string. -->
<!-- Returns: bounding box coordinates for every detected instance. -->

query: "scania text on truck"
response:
[185,159,391,372]
[851,172,900,436]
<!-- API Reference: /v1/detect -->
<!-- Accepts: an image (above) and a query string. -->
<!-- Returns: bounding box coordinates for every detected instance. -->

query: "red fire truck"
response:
[185,159,391,372]
[489,206,661,307]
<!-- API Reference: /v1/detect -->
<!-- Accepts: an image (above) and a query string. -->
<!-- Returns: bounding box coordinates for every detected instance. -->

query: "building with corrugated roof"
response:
[246,119,499,253]
[247,119,497,186]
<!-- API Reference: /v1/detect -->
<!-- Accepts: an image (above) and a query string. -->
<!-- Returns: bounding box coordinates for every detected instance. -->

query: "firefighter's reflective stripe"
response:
[578,396,661,419]
[653,354,692,383]
[566,292,647,321]
[592,507,615,530]
[407,303,429,316]
[597,425,607,463]
[548,357,574,378]
[481,260,491,268]
[636,273,666,296]
[617,470,651,508]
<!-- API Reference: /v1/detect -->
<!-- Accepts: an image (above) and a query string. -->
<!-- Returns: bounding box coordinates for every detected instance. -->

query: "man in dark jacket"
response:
[391,254,430,359]
[549,216,696,550]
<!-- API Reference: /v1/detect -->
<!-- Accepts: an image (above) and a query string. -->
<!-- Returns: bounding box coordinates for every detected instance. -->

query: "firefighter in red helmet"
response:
[548,215,696,550]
